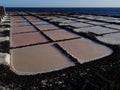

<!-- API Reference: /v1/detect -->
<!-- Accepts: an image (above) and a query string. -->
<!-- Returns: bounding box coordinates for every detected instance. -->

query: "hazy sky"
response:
[1,0,120,7]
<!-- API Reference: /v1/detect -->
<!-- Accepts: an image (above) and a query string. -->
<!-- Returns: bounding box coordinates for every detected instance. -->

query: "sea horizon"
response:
[5,7,120,17]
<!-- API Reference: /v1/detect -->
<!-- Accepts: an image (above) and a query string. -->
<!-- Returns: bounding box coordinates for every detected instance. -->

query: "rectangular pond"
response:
[97,32,120,45]
[68,22,92,28]
[74,26,118,35]
[11,44,74,75]
[87,21,108,25]
[11,32,48,47]
[104,24,120,30]
[43,29,80,41]
[12,21,31,27]
[36,24,60,31]
[31,21,50,25]
[58,38,112,63]
[25,16,40,22]
[12,26,37,34]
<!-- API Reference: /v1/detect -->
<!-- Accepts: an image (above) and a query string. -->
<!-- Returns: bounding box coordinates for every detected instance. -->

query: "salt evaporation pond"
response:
[11,16,27,23]
[12,26,37,34]
[36,24,60,31]
[42,16,58,20]
[25,16,41,22]
[12,19,27,23]
[104,19,120,23]
[11,16,24,21]
[11,44,74,75]
[87,21,108,25]
[63,22,92,28]
[31,21,50,25]
[97,33,120,45]
[58,38,112,63]
[105,24,120,30]
[43,29,80,41]
[76,19,90,22]
[74,26,118,35]
[58,20,76,24]
[12,21,30,27]
[11,32,48,47]
[50,18,67,22]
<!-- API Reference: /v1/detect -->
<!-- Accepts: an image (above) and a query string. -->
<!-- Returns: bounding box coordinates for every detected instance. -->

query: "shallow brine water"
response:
[58,38,112,63]
[12,26,37,34]
[74,26,118,35]
[11,44,74,75]
[97,33,120,45]
[36,24,60,31]
[64,22,92,28]
[11,32,48,47]
[43,29,80,41]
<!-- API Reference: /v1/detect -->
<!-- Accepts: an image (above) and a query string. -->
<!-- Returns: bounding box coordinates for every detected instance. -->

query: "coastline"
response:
[0,11,120,90]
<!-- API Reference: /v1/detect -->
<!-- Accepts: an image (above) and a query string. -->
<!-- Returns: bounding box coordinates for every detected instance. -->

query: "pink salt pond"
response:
[11,32,48,47]
[25,16,41,22]
[36,24,60,31]
[11,16,26,23]
[12,26,37,34]
[11,44,74,75]
[43,29,80,41]
[12,21,30,27]
[58,38,112,63]
[12,20,27,23]
[12,16,24,20]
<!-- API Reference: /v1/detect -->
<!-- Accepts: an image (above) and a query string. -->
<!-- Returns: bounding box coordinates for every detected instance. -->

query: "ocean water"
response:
[6,8,120,17]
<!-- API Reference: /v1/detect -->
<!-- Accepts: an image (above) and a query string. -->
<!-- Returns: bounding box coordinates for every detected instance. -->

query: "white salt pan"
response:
[97,33,120,45]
